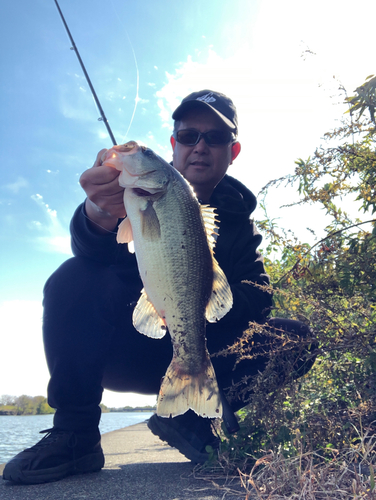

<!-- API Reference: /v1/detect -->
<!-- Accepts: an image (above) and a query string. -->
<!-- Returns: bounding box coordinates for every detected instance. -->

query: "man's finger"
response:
[92,148,108,168]
[80,164,121,190]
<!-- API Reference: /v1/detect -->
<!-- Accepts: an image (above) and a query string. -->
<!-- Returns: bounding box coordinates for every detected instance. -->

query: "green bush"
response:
[214,76,376,473]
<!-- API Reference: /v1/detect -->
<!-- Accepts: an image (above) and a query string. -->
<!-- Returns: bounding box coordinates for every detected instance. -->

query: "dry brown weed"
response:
[193,443,376,499]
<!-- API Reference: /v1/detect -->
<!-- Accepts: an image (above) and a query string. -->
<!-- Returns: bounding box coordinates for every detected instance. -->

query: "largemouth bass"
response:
[102,141,233,418]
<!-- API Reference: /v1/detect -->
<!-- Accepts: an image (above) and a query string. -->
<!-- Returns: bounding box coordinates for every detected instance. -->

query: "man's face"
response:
[171,107,240,201]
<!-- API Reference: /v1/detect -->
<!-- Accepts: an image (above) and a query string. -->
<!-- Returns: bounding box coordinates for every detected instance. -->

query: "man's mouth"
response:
[190,161,210,167]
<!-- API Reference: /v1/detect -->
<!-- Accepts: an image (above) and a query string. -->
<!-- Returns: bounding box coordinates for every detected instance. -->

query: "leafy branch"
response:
[275,218,376,286]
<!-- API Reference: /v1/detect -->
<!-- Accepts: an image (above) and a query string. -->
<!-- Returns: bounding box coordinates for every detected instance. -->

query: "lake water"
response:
[0,412,153,464]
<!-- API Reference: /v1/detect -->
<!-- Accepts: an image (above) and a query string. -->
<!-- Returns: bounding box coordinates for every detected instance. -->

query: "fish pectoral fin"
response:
[205,257,233,323]
[200,204,219,251]
[140,201,161,240]
[117,217,133,248]
[133,289,167,339]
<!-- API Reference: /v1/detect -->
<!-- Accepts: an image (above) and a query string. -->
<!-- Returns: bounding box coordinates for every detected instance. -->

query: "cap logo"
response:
[196,92,216,104]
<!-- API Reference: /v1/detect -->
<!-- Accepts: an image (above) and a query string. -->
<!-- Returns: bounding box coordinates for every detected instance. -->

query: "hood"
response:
[209,175,257,221]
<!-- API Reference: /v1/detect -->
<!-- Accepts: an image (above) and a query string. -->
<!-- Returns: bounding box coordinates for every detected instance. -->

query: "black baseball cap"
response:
[172,90,238,135]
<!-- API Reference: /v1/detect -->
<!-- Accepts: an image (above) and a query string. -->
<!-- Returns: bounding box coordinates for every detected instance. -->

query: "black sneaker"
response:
[2,427,104,484]
[147,410,220,464]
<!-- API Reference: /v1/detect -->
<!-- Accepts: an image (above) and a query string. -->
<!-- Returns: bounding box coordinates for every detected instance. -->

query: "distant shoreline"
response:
[0,409,155,416]
[0,396,156,416]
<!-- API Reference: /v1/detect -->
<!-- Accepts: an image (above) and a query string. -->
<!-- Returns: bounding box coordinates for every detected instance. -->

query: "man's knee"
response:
[266,316,318,378]
[266,317,312,337]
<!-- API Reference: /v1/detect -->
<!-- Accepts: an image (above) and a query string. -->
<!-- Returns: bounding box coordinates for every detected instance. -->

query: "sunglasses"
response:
[174,129,235,147]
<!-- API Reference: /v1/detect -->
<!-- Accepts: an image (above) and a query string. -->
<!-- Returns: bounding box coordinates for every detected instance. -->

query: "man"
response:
[3,90,312,485]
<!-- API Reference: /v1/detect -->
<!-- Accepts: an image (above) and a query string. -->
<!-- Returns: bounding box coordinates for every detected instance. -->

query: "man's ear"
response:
[230,141,241,163]
[170,136,176,150]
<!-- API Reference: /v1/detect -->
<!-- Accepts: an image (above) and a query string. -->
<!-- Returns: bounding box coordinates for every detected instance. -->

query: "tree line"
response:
[0,395,54,415]
[100,404,156,413]
[0,395,156,415]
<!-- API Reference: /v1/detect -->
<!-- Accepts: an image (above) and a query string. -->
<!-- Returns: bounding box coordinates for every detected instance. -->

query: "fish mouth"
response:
[133,187,154,196]
[132,183,164,197]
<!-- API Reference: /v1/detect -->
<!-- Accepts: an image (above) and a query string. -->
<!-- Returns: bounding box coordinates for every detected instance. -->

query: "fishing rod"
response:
[53,0,117,145]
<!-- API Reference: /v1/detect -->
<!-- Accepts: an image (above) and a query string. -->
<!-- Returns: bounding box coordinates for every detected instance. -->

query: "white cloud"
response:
[97,130,110,140]
[31,194,57,220]
[3,176,29,194]
[0,301,49,397]
[30,194,72,255]
[58,81,98,122]
[155,44,335,190]
[135,96,149,104]
[154,1,376,244]
[0,300,157,408]
[156,0,375,156]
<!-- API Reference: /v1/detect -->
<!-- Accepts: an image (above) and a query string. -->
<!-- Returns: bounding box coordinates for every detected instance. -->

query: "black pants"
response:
[43,257,316,431]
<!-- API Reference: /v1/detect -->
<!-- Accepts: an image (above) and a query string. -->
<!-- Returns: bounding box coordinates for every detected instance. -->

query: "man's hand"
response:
[80,149,126,234]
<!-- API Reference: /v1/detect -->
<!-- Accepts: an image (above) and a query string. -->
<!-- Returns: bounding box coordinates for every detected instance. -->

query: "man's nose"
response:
[193,136,209,152]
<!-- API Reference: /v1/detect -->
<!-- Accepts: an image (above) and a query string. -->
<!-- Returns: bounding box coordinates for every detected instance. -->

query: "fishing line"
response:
[109,0,140,143]
[121,33,140,143]
[53,0,117,145]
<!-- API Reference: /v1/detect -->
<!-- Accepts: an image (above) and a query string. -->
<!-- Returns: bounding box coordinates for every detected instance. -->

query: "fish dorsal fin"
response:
[116,217,135,253]
[133,289,167,339]
[200,204,219,251]
[205,256,233,323]
[199,205,233,321]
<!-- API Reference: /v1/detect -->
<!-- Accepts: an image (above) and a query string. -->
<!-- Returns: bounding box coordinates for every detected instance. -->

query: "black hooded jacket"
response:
[70,174,273,336]
[208,175,272,326]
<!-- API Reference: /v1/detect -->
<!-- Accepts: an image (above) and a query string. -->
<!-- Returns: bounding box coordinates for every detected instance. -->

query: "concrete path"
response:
[0,421,246,499]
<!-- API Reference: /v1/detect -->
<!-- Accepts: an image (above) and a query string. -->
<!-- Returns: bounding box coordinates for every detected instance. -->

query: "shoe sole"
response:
[3,451,105,485]
[147,415,210,464]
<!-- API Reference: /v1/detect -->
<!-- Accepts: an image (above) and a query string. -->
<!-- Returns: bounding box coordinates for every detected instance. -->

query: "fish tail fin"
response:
[156,356,222,419]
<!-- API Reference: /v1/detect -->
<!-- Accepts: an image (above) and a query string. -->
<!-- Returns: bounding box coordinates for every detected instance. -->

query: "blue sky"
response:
[1,0,375,408]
